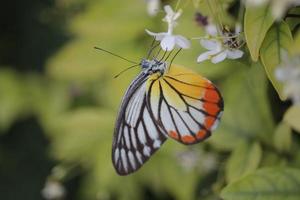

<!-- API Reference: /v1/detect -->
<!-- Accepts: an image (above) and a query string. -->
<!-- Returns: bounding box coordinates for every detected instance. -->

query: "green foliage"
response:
[221,168,300,200]
[260,21,293,100]
[209,63,274,150]
[225,142,262,183]
[0,70,29,132]
[284,106,300,133]
[244,4,274,61]
[1,0,300,200]
[273,122,292,152]
[292,32,300,55]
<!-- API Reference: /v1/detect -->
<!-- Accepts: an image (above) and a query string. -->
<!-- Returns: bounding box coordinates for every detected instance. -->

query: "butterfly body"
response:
[140,58,167,75]
[112,59,223,175]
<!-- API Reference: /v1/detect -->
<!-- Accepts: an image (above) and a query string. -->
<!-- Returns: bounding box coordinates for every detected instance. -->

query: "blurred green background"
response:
[1,0,299,200]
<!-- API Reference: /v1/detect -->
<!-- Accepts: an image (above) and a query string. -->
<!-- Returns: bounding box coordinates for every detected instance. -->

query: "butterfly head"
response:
[140,58,168,75]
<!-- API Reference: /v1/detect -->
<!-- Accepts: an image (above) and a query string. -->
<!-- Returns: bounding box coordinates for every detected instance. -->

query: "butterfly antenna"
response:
[164,50,174,62]
[114,64,140,79]
[94,46,138,64]
[146,38,160,59]
[153,47,162,60]
[169,48,182,67]
[158,50,168,62]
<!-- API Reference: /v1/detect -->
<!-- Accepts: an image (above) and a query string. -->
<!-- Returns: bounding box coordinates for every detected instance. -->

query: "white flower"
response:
[204,24,218,36]
[41,180,66,200]
[275,51,300,104]
[146,0,161,17]
[162,5,182,30]
[176,150,199,171]
[197,24,244,64]
[197,39,243,63]
[272,0,300,20]
[146,5,191,51]
[146,29,190,51]
[175,149,217,173]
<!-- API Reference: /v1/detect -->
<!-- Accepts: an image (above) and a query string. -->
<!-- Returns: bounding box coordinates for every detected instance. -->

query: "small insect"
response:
[95,45,224,176]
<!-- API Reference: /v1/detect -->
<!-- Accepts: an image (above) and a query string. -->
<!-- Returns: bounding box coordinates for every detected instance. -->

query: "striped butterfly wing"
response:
[147,65,224,145]
[112,72,167,175]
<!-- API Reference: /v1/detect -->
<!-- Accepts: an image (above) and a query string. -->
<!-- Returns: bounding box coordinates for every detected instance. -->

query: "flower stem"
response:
[175,0,182,11]
[191,34,241,40]
[214,0,225,29]
[206,0,223,34]
[237,0,245,26]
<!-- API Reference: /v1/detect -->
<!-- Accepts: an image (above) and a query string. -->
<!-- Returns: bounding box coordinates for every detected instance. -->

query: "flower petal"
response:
[275,67,294,82]
[211,51,227,64]
[175,35,191,49]
[164,5,174,16]
[145,29,167,41]
[205,24,218,36]
[147,0,160,16]
[161,35,176,51]
[197,51,214,63]
[226,49,244,59]
[163,5,181,24]
[200,39,221,51]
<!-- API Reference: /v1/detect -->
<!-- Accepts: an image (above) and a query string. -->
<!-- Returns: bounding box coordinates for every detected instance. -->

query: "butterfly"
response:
[112,50,224,176]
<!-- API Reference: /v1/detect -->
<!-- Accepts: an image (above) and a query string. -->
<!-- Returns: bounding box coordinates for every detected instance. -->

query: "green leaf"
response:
[260,151,287,167]
[273,122,292,152]
[260,21,293,100]
[221,168,300,200]
[292,32,300,55]
[50,108,114,164]
[284,105,300,133]
[209,63,274,150]
[225,142,262,183]
[0,69,30,132]
[244,4,275,61]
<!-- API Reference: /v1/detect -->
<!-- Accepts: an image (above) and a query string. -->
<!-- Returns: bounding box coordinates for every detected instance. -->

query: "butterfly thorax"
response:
[140,58,168,75]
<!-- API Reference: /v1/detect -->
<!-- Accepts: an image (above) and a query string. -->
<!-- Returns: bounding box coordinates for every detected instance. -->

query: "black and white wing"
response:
[112,73,167,175]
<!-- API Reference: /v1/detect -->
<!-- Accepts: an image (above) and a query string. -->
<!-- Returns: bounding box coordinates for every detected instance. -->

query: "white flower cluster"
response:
[197,24,244,64]
[145,4,244,64]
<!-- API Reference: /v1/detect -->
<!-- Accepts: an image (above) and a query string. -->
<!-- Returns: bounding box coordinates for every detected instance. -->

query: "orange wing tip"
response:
[204,116,216,129]
[169,130,210,144]
[203,102,220,116]
[203,88,220,103]
[181,135,196,143]
[168,131,197,144]
[169,130,179,140]
[196,130,207,139]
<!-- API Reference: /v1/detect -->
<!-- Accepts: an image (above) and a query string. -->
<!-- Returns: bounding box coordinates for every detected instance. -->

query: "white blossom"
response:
[146,0,161,17]
[272,0,300,19]
[41,180,66,200]
[275,51,300,104]
[197,24,244,64]
[146,5,191,51]
[176,149,217,172]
